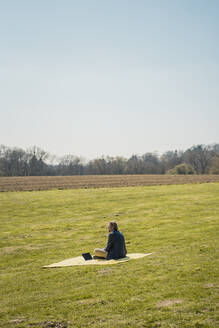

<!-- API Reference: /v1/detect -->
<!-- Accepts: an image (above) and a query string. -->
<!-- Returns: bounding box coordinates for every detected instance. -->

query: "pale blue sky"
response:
[1,0,219,158]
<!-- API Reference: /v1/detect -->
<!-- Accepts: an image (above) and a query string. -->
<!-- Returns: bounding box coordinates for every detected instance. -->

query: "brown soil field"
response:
[0,175,219,192]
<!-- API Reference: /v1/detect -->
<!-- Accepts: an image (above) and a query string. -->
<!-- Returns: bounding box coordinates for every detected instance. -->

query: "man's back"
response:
[105,230,127,260]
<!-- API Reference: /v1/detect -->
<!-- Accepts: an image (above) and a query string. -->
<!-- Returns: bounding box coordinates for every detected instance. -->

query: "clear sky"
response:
[1,0,219,159]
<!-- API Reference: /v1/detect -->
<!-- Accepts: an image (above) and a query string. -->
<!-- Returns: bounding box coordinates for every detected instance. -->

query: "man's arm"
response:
[104,233,113,252]
[124,241,127,254]
[123,235,127,254]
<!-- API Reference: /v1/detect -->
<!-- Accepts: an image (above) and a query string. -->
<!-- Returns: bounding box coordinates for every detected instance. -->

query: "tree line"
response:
[0,144,219,177]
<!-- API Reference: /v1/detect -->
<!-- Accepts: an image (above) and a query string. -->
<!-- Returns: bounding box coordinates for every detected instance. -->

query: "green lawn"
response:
[0,183,219,328]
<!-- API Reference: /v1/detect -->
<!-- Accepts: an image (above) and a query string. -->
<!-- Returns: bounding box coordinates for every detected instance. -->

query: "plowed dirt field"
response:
[0,175,219,192]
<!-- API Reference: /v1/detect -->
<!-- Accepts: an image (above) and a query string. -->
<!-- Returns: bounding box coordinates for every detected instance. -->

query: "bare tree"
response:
[160,150,183,172]
[209,156,219,174]
[0,146,27,176]
[184,145,212,174]
[58,155,84,175]
[141,153,163,174]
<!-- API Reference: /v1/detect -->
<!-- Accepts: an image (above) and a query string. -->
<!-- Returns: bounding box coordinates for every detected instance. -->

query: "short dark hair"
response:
[109,221,118,231]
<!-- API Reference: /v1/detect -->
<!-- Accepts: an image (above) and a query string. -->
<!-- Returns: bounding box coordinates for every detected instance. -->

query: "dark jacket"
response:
[104,230,127,260]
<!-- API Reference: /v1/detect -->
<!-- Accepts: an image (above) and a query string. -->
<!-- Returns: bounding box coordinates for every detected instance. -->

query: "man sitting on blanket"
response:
[93,221,127,260]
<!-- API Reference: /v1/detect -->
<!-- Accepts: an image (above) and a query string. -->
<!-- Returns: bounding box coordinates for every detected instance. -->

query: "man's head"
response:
[108,221,118,232]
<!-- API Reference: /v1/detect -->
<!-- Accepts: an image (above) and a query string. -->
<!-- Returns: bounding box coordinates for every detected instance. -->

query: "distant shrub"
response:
[167,163,195,175]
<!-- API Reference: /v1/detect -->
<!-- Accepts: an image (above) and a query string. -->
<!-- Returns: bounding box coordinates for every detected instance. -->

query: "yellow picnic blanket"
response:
[43,253,152,268]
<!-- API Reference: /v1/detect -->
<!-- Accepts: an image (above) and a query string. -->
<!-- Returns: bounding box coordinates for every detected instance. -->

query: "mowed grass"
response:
[0,183,219,328]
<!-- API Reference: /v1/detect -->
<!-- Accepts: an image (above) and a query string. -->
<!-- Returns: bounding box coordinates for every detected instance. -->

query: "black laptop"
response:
[82,252,93,261]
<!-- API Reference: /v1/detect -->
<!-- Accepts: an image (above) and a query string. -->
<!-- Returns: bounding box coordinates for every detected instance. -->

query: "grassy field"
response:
[1,174,219,192]
[0,183,219,328]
